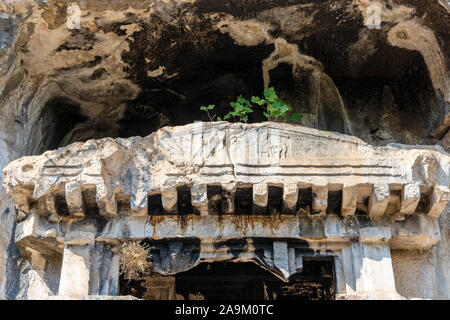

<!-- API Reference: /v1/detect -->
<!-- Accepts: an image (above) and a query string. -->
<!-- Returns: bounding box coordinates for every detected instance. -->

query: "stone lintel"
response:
[15,210,442,255]
[4,123,450,225]
[359,227,391,244]
[64,231,96,246]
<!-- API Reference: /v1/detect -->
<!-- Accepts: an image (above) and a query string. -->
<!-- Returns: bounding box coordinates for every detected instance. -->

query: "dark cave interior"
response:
[119,259,336,300]
[34,23,445,154]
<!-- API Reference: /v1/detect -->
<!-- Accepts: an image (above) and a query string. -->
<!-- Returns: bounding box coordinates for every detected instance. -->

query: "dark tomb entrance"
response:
[120,259,336,300]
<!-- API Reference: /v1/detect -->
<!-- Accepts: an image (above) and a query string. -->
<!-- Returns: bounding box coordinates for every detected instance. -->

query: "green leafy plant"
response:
[251,87,302,122]
[223,95,253,123]
[200,87,301,124]
[200,104,221,121]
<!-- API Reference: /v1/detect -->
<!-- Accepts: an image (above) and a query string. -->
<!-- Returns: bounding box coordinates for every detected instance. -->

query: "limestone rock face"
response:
[0,0,448,154]
[0,0,448,300]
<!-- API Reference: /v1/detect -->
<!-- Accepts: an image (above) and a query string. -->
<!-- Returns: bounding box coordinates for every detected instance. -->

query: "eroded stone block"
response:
[221,183,236,214]
[342,184,358,217]
[131,190,148,217]
[282,183,298,214]
[368,184,390,218]
[427,187,450,218]
[96,185,117,218]
[253,183,268,215]
[311,184,328,215]
[359,227,392,244]
[192,182,208,216]
[400,184,420,215]
[273,241,289,279]
[65,182,85,218]
[161,187,177,214]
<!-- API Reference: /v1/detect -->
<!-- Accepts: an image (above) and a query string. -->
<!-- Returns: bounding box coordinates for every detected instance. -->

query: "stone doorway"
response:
[119,259,336,300]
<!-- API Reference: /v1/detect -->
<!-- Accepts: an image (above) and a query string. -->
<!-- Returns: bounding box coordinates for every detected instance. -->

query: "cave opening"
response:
[34,97,88,154]
[119,259,336,300]
[118,31,274,139]
[32,96,117,155]
[332,48,443,144]
[116,39,440,145]
[28,14,445,161]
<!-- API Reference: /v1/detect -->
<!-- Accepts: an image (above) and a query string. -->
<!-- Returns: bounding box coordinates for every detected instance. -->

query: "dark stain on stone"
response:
[41,2,67,30]
[90,67,106,80]
[55,55,102,72]
[2,207,10,219]
[194,0,304,18]
[100,22,128,36]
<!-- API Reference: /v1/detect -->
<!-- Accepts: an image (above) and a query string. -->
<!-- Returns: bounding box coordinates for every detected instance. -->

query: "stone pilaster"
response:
[58,232,95,298]
[351,227,401,299]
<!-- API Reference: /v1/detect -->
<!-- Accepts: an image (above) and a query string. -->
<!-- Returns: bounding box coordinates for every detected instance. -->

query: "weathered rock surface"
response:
[0,0,448,154]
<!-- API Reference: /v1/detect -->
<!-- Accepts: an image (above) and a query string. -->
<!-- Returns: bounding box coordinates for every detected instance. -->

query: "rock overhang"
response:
[1,0,448,154]
[0,0,448,298]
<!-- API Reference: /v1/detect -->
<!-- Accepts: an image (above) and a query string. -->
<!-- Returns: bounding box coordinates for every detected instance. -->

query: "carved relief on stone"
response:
[3,123,449,223]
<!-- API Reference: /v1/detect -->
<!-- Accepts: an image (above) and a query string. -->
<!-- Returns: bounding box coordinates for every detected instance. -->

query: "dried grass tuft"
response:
[119,241,151,280]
